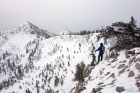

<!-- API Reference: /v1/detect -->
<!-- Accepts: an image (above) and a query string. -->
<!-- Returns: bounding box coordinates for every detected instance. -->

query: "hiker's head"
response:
[100,43,103,46]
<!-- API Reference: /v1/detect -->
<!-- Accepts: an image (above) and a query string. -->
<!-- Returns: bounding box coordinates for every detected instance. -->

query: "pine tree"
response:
[26,48,28,53]
[74,62,85,82]
[0,67,1,73]
[68,61,70,66]
[3,53,5,59]
[103,16,140,50]
[54,76,59,87]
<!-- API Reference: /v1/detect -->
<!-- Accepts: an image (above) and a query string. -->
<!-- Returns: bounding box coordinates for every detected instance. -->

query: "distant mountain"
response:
[59,29,73,35]
[0,21,55,38]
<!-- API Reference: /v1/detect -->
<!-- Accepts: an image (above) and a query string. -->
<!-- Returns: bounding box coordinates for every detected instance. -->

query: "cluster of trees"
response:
[0,38,41,91]
[73,30,100,35]
[100,16,140,51]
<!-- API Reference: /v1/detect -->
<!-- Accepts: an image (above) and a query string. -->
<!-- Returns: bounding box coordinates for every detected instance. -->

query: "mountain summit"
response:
[59,29,73,35]
[18,21,55,38]
[1,21,55,38]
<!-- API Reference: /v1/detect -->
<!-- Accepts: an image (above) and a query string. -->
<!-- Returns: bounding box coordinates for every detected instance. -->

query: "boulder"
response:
[119,69,125,74]
[116,86,125,93]
[135,63,140,71]
[129,59,134,65]
[128,70,135,77]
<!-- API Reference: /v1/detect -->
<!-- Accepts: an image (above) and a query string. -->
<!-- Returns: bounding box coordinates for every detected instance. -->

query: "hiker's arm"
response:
[95,46,101,51]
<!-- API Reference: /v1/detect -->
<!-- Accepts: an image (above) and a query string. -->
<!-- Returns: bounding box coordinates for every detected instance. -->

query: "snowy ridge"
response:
[0,30,139,93]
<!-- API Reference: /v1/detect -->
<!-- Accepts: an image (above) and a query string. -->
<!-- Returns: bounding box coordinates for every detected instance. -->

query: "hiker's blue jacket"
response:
[96,46,103,52]
[96,46,103,57]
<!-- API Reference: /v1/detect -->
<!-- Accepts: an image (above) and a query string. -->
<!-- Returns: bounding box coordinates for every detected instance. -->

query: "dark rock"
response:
[127,50,135,55]
[96,87,103,92]
[128,70,135,77]
[135,63,140,71]
[135,82,140,87]
[118,64,125,69]
[92,88,96,93]
[119,69,125,74]
[97,82,104,85]
[110,73,115,78]
[116,86,125,92]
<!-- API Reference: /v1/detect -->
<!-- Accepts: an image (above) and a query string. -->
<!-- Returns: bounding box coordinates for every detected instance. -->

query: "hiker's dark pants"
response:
[98,52,103,62]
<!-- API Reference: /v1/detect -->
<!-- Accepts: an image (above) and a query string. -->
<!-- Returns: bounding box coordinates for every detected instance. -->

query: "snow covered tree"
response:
[68,61,70,66]
[112,16,136,41]
[79,43,81,47]
[102,16,140,51]
[54,76,59,87]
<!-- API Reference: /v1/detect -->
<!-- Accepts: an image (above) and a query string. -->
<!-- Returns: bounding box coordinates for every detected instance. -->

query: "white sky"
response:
[0,0,140,34]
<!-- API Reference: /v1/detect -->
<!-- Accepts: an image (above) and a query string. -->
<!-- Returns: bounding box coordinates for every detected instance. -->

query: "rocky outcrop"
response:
[128,70,135,77]
[119,68,125,74]
[135,63,140,71]
[118,64,125,69]
[116,86,125,93]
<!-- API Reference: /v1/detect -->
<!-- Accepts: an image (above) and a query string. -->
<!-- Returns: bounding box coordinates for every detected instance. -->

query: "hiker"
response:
[95,43,105,63]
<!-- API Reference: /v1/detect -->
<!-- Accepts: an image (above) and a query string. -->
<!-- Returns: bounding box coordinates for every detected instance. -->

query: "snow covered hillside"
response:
[0,25,139,93]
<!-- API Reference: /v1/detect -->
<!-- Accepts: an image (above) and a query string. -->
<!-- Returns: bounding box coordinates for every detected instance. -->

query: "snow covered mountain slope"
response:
[0,29,139,93]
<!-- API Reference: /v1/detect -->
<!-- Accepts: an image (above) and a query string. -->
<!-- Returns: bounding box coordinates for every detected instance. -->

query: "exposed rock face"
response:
[128,70,135,77]
[128,50,135,55]
[135,74,140,81]
[118,64,125,69]
[119,69,125,74]
[126,50,136,58]
[110,73,115,78]
[135,82,140,87]
[135,63,140,71]
[129,57,135,65]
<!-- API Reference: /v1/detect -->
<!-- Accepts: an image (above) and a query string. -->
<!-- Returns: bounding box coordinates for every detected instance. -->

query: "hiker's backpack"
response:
[102,46,105,54]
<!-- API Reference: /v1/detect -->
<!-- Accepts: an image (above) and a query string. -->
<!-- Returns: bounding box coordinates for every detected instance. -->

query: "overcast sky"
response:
[0,0,140,34]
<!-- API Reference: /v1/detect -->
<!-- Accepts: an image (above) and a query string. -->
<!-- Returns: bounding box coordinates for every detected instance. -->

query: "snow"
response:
[0,23,140,93]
